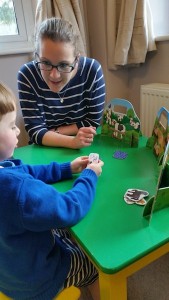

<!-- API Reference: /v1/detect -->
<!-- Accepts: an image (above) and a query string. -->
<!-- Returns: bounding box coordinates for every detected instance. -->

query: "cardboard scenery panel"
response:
[143,141,169,221]
[101,99,141,147]
[146,107,169,163]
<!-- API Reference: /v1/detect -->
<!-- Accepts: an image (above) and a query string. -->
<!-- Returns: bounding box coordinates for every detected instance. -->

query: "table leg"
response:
[98,243,169,300]
[99,271,127,300]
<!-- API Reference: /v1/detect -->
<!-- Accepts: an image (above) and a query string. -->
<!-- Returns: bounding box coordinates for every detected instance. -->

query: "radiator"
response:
[140,83,169,137]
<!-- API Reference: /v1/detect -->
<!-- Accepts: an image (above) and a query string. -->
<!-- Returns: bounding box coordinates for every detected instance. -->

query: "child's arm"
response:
[22,162,72,183]
[18,166,102,230]
[22,155,101,183]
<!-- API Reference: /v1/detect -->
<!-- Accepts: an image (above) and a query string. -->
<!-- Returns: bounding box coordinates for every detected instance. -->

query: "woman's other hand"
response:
[72,127,96,149]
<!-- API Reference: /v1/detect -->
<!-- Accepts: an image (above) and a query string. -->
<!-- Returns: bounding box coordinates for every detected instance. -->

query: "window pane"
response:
[0,0,18,36]
[149,0,169,37]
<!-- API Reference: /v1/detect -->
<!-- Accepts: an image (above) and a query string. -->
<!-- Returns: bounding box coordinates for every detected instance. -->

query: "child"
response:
[0,82,103,299]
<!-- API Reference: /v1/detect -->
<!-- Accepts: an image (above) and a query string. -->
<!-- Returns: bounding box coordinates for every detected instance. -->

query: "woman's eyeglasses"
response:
[35,53,78,73]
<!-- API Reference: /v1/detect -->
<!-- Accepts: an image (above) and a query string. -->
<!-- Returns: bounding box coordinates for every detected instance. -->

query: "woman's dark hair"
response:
[35,18,79,56]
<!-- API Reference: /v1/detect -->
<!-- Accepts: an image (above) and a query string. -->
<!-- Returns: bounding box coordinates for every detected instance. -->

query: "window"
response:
[149,0,169,41]
[0,0,35,55]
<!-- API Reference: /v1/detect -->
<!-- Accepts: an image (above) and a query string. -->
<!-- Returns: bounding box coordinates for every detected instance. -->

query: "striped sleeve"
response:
[17,58,106,145]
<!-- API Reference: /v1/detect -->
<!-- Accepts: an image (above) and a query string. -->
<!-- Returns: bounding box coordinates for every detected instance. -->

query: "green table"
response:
[14,134,169,300]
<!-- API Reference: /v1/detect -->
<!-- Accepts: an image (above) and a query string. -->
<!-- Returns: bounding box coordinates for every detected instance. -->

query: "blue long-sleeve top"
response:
[18,56,106,145]
[0,159,98,300]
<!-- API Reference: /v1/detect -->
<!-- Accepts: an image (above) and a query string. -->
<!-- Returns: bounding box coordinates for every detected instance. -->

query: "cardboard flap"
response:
[146,107,169,162]
[101,98,141,147]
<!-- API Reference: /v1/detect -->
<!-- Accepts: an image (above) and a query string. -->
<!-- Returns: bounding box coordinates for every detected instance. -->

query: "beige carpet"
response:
[128,252,169,300]
[79,253,169,300]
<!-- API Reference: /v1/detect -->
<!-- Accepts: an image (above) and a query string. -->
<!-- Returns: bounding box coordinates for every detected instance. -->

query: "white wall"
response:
[0,53,32,146]
[85,0,169,117]
[0,0,37,146]
[128,41,169,114]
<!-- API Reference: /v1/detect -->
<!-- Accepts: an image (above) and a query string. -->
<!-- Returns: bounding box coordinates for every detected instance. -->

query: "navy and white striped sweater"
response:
[18,56,106,145]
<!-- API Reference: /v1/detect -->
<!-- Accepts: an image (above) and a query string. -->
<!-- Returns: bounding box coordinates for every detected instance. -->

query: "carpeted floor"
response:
[128,252,169,300]
[79,252,169,300]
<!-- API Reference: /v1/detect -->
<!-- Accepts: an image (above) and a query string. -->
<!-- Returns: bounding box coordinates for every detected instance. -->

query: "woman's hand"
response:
[72,126,97,149]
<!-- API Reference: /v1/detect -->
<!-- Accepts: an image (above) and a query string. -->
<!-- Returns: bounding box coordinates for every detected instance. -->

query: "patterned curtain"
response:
[107,0,157,70]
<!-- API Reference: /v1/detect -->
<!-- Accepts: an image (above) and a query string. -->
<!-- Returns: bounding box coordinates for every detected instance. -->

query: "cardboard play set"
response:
[146,107,169,163]
[101,100,169,221]
[143,107,169,221]
[101,98,141,147]
[143,140,169,221]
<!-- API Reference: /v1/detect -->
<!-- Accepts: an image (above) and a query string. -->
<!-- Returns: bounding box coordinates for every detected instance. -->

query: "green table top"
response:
[14,134,169,274]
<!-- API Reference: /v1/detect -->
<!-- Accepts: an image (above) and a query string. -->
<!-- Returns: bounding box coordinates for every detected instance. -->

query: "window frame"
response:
[149,0,169,42]
[0,0,35,55]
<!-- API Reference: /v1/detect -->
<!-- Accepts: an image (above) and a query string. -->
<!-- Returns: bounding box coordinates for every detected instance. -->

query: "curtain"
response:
[35,0,87,56]
[107,0,157,70]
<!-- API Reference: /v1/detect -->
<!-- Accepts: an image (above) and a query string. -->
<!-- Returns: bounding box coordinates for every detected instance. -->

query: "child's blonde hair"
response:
[0,82,16,121]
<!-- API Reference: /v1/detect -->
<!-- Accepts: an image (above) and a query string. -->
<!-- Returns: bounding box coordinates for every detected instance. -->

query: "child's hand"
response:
[71,156,89,174]
[71,156,104,176]
[86,160,104,177]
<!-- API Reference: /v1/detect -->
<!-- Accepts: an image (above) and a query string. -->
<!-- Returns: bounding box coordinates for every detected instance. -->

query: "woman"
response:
[18,17,106,149]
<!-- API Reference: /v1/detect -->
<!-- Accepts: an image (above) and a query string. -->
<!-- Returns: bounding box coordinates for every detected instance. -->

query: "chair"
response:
[0,286,81,300]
